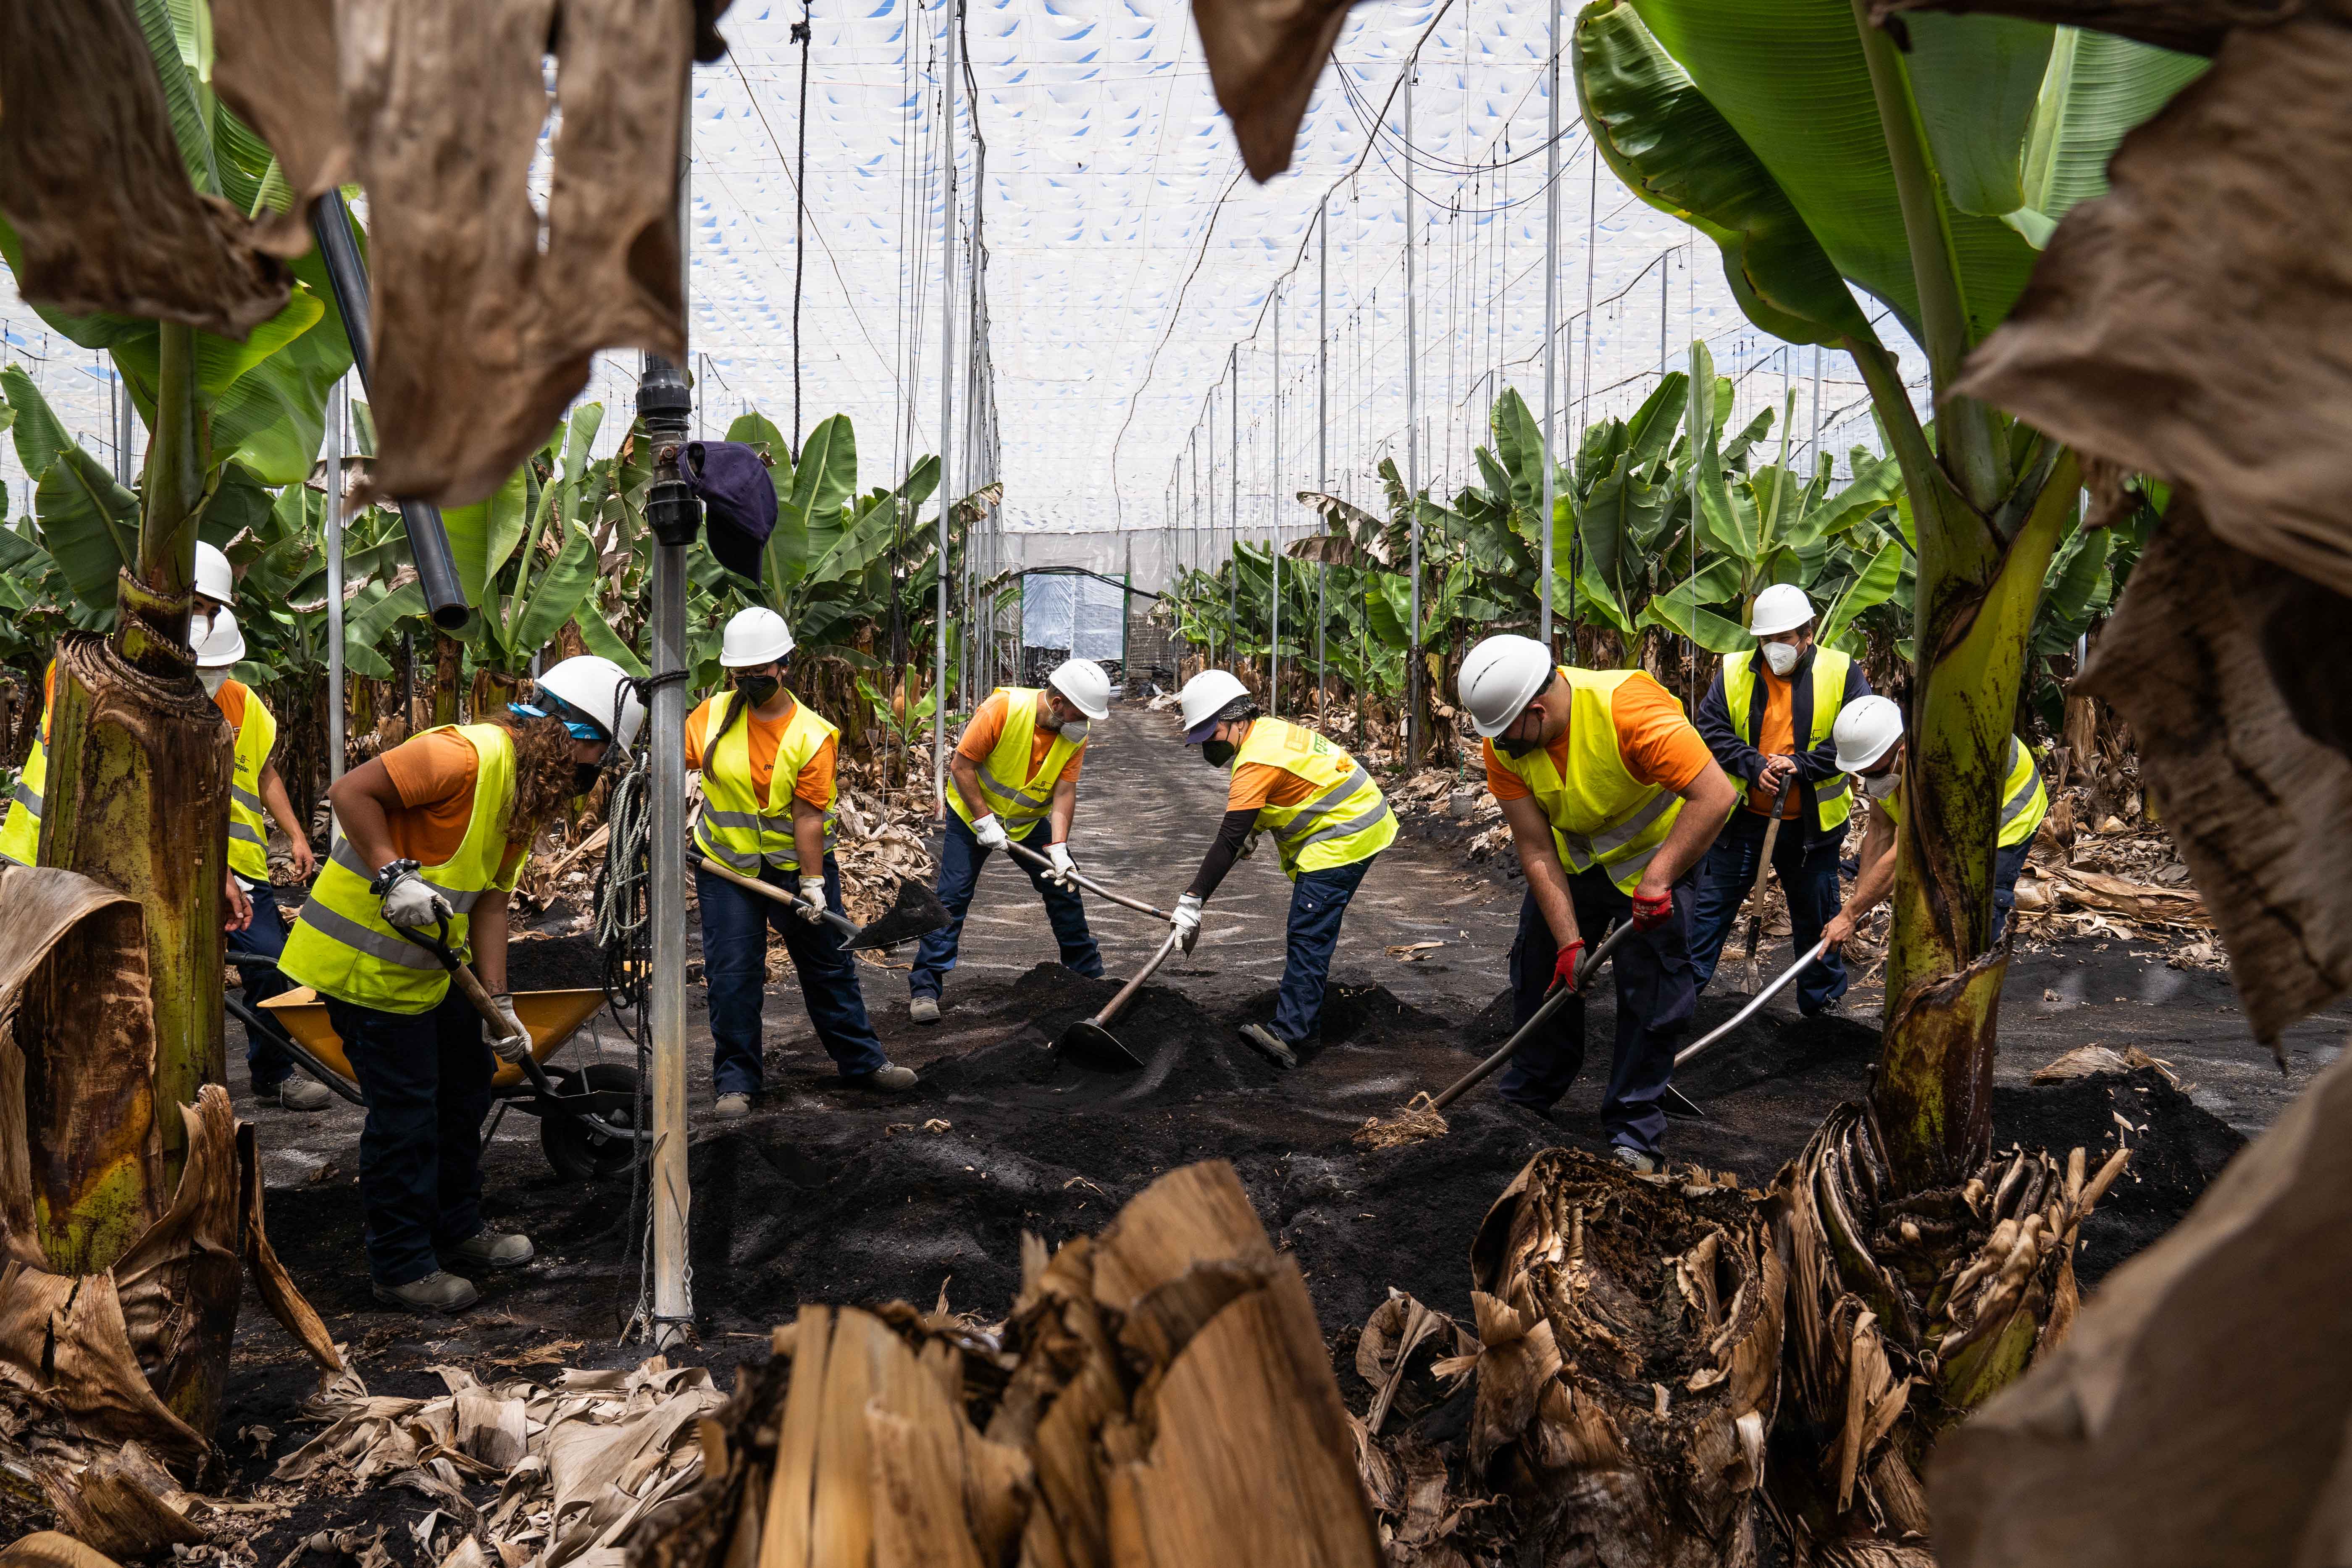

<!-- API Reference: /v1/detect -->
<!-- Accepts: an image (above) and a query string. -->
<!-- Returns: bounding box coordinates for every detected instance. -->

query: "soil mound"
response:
[1991,1065,2245,1287]
[917,962,1282,1107]
[506,932,613,993]
[1675,1009,1882,1100]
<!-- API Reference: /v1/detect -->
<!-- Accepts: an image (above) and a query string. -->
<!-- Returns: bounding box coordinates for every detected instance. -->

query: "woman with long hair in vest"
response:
[689,607,910,1119]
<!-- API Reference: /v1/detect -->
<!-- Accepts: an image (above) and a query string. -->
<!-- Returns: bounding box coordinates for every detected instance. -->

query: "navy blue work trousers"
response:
[1495,864,1700,1158]
[909,814,1101,1000]
[227,882,298,1088]
[1268,856,1377,1045]
[1991,839,2031,946]
[326,986,493,1287]
[1687,810,1850,1015]
[696,854,887,1096]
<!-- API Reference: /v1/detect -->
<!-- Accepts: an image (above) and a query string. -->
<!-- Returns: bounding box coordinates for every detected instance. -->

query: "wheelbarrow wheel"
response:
[540,1061,645,1182]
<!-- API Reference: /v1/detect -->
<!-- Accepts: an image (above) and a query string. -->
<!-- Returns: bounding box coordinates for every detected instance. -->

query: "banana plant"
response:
[441,403,605,683]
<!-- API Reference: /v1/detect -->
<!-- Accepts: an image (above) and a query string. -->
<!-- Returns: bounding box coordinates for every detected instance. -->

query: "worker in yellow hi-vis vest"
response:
[906,657,1113,1023]
[688,608,909,1118]
[1169,669,1397,1069]
[1457,635,1740,1171]
[196,613,331,1111]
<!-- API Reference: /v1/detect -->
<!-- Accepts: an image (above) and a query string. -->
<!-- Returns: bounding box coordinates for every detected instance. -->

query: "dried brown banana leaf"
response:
[1866,0,2284,57]
[1188,0,1356,181]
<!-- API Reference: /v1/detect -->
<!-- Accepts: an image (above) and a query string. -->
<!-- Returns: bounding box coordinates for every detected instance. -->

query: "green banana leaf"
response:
[1819,539,1906,651]
[443,463,532,610]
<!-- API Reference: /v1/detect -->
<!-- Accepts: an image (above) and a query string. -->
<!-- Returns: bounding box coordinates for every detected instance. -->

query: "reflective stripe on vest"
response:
[219,680,277,882]
[1487,667,1690,895]
[0,662,55,866]
[692,695,838,874]
[1721,645,1854,834]
[1883,736,2048,849]
[1231,717,1397,880]
[949,689,1082,830]
[279,724,518,1014]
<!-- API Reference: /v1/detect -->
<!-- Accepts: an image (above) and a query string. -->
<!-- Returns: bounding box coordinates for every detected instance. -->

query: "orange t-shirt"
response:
[378,729,528,881]
[1484,671,1713,802]
[1745,670,1800,819]
[683,696,837,810]
[956,690,1086,785]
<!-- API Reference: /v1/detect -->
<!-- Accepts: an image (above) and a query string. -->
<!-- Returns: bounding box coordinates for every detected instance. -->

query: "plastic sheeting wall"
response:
[1022,571,1129,660]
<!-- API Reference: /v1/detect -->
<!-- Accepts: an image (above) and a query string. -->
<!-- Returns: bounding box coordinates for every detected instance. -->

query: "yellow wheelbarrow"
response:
[234,963,647,1180]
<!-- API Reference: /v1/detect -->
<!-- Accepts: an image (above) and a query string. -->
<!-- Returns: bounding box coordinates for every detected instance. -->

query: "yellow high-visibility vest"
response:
[949,688,1083,832]
[692,694,838,875]
[279,724,520,1014]
[1721,645,1854,833]
[1882,735,2048,850]
[0,663,51,866]
[1486,667,1690,895]
[1228,717,1397,880]
[218,680,278,883]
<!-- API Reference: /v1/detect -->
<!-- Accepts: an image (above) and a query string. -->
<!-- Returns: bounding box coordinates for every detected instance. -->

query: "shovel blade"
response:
[842,878,953,952]
[1053,1019,1146,1072]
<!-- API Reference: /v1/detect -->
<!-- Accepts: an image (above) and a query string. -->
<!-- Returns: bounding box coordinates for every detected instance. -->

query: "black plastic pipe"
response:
[308,191,470,630]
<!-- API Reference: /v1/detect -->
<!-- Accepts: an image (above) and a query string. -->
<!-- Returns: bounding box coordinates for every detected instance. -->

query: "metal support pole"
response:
[1540,0,1560,650]
[935,0,961,809]
[326,381,347,783]
[1317,202,1329,714]
[1270,286,1280,715]
[1227,348,1238,665]
[1404,63,1423,768]
[1810,344,1824,473]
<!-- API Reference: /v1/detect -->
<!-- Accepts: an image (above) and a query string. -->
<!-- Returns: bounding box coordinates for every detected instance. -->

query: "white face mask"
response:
[199,667,229,696]
[1863,767,1900,800]
[189,609,213,648]
[1762,641,1802,677]
[1056,718,1089,741]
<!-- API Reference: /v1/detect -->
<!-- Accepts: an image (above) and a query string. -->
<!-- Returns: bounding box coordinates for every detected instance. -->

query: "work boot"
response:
[1237,1024,1298,1070]
[444,1229,535,1272]
[373,1271,480,1315]
[259,1078,333,1111]
[712,1092,753,1120]
[1610,1145,1661,1176]
[854,1064,919,1093]
[908,995,941,1025]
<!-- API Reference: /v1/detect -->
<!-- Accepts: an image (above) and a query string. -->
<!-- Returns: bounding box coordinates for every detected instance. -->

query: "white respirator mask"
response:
[199,667,230,696]
[189,609,213,648]
[1762,641,1802,677]
[1056,718,1089,741]
[1863,768,1900,800]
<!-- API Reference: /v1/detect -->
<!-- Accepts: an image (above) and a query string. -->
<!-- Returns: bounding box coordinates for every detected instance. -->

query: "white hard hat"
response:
[1748,583,1816,638]
[1048,657,1111,721]
[534,655,646,756]
[1177,669,1251,742]
[1832,694,1905,773]
[194,541,234,606]
[194,609,245,668]
[1458,634,1556,738]
[719,606,795,669]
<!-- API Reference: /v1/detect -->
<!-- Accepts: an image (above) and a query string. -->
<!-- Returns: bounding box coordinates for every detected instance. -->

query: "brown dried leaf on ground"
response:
[0,0,292,336]
[210,0,710,509]
[0,1534,130,1568]
[1947,5,2352,604]
[631,1160,1383,1568]
[1931,1047,2352,1568]
[2031,1045,2179,1087]
[2077,504,2352,1048]
[1463,1149,1784,1568]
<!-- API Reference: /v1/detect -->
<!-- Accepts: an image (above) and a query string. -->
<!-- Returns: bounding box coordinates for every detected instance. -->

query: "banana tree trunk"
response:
[434,630,464,725]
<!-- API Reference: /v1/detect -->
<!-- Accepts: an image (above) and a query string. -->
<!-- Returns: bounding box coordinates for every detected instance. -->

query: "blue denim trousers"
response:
[908,814,1102,1000]
[696,854,887,1096]
[1267,856,1377,1045]
[1687,810,1850,1015]
[1495,864,1700,1158]
[227,882,298,1088]
[326,986,492,1287]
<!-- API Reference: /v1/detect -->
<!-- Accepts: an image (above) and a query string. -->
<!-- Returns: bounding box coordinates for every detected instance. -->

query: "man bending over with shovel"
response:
[1458,635,1740,1171]
[1169,670,1397,1068]
[907,657,1113,1022]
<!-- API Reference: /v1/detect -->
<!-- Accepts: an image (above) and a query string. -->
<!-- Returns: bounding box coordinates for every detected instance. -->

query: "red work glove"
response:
[1630,887,1675,931]
[1548,939,1586,993]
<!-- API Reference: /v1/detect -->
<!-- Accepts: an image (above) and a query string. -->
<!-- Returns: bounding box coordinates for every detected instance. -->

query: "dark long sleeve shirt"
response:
[1694,646,1872,848]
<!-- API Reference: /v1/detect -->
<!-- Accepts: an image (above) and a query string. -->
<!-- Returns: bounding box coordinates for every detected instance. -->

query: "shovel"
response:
[394,919,570,1101]
[1739,774,1797,993]
[1002,839,1174,919]
[1050,927,1183,1071]
[688,851,950,952]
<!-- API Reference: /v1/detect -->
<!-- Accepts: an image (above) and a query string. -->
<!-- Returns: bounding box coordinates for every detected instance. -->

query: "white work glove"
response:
[487,994,531,1063]
[972,813,1010,851]
[1172,893,1204,954]
[380,870,452,929]
[1046,842,1079,890]
[796,875,829,925]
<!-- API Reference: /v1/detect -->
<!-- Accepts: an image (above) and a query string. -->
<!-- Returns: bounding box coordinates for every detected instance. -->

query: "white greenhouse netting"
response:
[1,0,1930,591]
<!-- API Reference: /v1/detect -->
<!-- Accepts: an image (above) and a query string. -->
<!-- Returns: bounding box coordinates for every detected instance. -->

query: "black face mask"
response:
[572,762,603,796]
[736,673,781,707]
[1202,739,1237,768]
[1498,734,1542,758]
